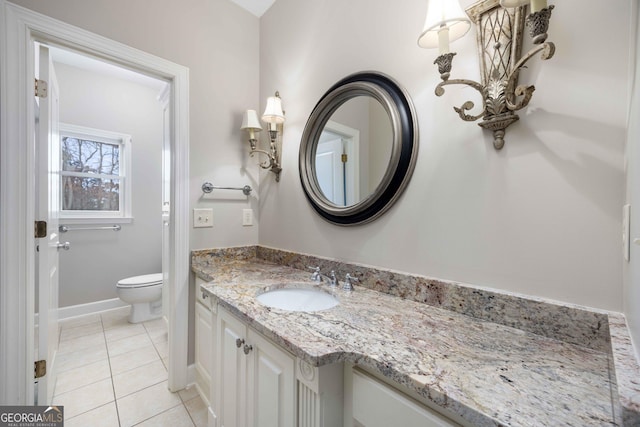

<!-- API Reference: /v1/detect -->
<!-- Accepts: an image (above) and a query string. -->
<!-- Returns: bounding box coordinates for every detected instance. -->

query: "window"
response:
[59,124,131,221]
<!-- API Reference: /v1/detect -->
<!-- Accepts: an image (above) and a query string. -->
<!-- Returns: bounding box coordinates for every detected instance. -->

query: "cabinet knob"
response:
[243,344,253,355]
[236,338,244,348]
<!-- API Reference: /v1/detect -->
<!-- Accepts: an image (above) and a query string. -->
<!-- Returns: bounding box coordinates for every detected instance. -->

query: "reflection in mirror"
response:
[314,96,392,207]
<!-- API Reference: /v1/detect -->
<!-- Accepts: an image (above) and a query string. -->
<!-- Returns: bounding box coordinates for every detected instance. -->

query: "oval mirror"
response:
[299,72,419,225]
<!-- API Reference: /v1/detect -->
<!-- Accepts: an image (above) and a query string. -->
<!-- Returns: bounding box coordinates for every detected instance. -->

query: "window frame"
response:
[59,123,132,224]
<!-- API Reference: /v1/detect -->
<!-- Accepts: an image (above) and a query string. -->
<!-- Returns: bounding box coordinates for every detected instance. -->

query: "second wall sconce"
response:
[241,92,285,181]
[419,0,555,149]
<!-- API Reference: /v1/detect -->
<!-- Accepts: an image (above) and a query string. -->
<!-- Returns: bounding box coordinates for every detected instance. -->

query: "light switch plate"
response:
[242,209,253,226]
[194,208,213,228]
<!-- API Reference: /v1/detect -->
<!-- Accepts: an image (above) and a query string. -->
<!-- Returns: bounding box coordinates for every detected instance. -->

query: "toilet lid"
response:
[117,273,163,288]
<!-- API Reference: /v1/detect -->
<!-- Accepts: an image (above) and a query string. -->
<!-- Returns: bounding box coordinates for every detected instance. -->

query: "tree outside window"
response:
[59,124,131,220]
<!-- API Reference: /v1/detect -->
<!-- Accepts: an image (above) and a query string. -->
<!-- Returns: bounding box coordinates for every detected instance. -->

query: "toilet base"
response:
[127,298,162,323]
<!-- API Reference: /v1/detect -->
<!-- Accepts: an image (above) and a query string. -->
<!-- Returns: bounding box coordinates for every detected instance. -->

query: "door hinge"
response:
[34,360,46,379]
[35,78,48,98]
[341,153,348,163]
[35,221,47,238]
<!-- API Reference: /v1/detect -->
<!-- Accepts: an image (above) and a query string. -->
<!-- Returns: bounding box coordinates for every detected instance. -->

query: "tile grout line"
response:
[126,324,188,427]
[130,402,189,427]
[102,313,123,427]
[54,315,115,423]
[115,322,178,427]
[56,310,192,426]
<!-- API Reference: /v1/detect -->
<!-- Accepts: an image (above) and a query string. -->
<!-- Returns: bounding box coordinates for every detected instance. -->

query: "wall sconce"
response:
[241,92,285,181]
[419,0,555,149]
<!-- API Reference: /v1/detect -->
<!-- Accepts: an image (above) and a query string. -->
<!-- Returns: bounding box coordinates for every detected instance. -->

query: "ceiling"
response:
[229,0,276,17]
[49,46,167,93]
[48,0,277,91]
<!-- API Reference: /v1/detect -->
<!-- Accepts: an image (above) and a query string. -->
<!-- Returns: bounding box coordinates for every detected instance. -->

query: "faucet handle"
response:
[308,266,322,282]
[343,273,358,291]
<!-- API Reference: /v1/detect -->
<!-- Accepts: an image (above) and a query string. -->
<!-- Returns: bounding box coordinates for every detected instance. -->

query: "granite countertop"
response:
[193,256,620,427]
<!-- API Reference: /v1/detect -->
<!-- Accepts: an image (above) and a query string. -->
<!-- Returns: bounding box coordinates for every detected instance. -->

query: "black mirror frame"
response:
[299,71,419,226]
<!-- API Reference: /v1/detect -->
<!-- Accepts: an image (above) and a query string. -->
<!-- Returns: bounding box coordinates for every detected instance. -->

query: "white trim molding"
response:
[0,0,190,403]
[58,298,129,321]
[34,298,129,326]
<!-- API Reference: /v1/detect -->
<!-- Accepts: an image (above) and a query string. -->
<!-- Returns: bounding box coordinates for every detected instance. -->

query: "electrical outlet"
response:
[193,208,213,228]
[242,209,253,226]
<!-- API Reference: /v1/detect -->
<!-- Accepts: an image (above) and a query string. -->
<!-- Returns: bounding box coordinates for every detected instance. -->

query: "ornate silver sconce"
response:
[241,92,285,181]
[420,0,555,149]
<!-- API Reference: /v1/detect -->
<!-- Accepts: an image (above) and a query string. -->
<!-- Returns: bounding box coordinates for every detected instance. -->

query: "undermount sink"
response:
[256,285,339,312]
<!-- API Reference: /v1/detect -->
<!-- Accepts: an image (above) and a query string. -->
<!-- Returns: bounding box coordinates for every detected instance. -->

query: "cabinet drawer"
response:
[195,276,212,309]
[352,369,459,427]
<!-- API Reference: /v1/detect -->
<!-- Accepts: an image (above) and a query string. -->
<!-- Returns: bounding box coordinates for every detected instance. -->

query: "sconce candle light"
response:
[241,91,285,181]
[419,0,556,149]
[241,109,262,151]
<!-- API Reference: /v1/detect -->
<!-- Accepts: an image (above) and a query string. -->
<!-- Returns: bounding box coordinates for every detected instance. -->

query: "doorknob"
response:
[634,238,640,246]
[56,241,71,251]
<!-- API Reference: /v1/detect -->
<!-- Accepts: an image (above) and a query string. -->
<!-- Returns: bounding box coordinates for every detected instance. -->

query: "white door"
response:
[35,44,61,404]
[316,122,360,207]
[316,136,346,206]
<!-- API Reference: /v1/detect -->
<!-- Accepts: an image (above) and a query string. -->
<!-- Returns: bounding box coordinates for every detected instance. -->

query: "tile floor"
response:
[50,307,207,427]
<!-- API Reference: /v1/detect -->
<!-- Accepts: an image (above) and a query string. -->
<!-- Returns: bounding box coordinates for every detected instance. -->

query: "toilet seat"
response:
[117,273,162,289]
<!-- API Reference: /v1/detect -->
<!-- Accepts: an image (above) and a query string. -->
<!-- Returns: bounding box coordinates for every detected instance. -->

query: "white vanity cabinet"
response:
[203,302,460,427]
[346,369,462,427]
[214,305,296,427]
[195,277,214,406]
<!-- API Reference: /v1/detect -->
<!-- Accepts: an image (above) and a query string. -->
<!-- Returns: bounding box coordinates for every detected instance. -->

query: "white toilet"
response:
[116,273,163,323]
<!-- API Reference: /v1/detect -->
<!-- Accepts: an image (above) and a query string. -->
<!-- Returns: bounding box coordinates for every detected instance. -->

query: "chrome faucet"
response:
[328,270,338,287]
[308,266,322,282]
[343,273,359,291]
[308,266,339,287]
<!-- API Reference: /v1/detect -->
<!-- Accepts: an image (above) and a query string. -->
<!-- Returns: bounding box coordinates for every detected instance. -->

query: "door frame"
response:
[0,0,190,403]
[324,120,360,205]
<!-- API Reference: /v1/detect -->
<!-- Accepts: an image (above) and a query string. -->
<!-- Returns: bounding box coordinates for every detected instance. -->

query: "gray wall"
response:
[17,0,638,358]
[258,0,630,311]
[55,62,163,307]
[12,0,262,251]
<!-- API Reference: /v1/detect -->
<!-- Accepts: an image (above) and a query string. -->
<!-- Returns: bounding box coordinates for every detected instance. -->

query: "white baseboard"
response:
[185,363,212,405]
[35,298,129,326]
[58,298,128,321]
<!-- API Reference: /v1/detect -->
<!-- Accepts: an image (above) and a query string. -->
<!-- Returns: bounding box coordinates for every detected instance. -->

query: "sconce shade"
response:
[262,94,285,125]
[418,0,471,49]
[499,0,529,7]
[241,109,262,131]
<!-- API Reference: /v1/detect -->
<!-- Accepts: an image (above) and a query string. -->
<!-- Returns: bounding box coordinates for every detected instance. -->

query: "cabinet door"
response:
[195,301,212,404]
[351,370,460,427]
[247,328,296,427]
[217,308,248,427]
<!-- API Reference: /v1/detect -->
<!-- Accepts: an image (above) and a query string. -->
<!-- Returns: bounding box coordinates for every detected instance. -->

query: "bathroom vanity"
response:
[192,247,640,427]
[195,274,458,427]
